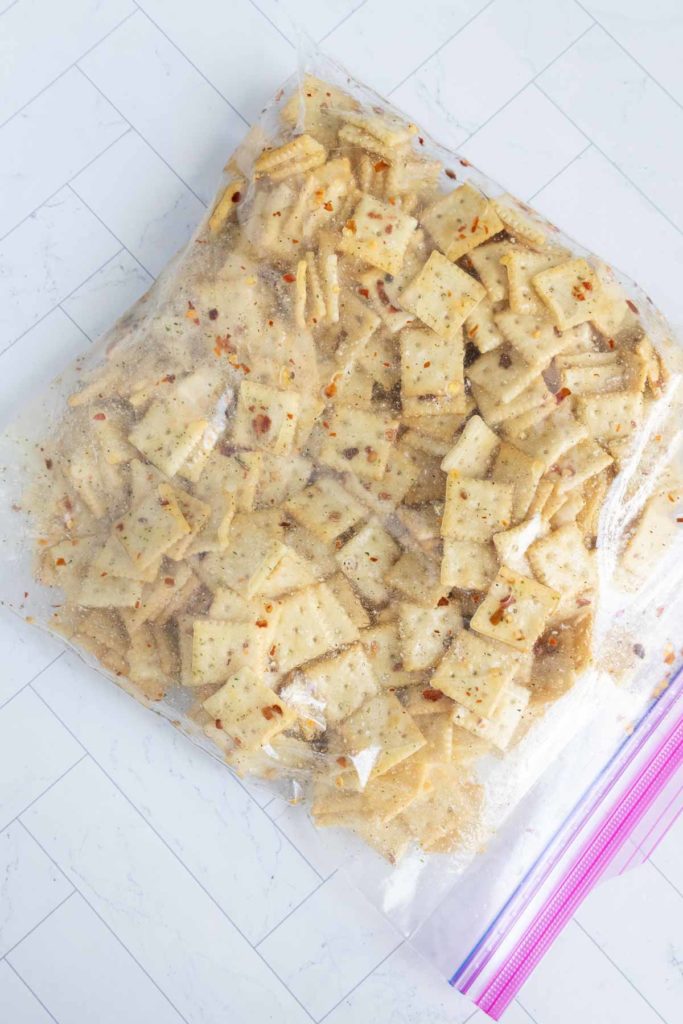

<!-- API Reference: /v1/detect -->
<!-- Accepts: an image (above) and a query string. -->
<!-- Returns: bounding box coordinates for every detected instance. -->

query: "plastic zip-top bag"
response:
[0,41,681,1018]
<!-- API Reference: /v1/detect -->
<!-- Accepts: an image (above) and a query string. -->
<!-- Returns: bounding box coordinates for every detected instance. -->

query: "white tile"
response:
[461,84,587,199]
[254,0,360,42]
[0,687,82,829]
[325,943,474,1024]
[71,132,205,277]
[0,822,72,957]
[575,861,683,1023]
[327,0,492,96]
[0,611,63,707]
[0,309,89,431]
[23,757,311,1024]
[0,188,119,350]
[0,960,53,1024]
[532,146,683,324]
[0,0,135,125]
[80,13,245,204]
[8,894,184,1024]
[392,0,592,149]
[0,69,128,239]
[34,654,321,943]
[539,26,683,231]
[518,919,663,1024]
[259,872,400,1018]
[135,0,293,122]
[650,810,683,893]
[267,796,347,878]
[62,250,152,341]
[580,0,683,106]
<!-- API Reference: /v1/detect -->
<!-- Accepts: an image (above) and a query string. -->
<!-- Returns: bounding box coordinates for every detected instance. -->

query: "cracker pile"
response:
[32,76,676,862]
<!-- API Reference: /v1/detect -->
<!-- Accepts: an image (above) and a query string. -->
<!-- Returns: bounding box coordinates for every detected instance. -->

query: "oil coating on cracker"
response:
[26,72,682,865]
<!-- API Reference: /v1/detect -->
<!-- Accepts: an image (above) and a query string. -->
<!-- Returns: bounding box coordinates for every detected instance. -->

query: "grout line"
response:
[3,957,61,1023]
[0,8,139,132]
[131,2,250,128]
[516,997,542,1024]
[18,819,191,1024]
[527,141,592,200]
[3,890,76,961]
[244,0,295,49]
[75,66,207,208]
[574,1,683,116]
[0,127,133,245]
[320,0,369,43]
[3,752,89,833]
[66,182,156,277]
[256,871,333,948]
[387,0,498,97]
[23,693,318,1022]
[59,303,94,343]
[573,920,669,1023]
[317,938,404,1021]
[1,0,21,16]
[268,814,324,883]
[0,651,64,712]
[458,22,596,151]
[536,82,683,239]
[649,859,683,899]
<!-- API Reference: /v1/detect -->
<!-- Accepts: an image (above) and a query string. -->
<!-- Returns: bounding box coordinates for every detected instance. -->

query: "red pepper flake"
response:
[608,338,616,350]
[422,688,443,702]
[471,216,480,233]
[374,160,390,172]
[159,497,170,507]
[337,756,349,767]
[626,299,639,314]
[252,413,272,435]
[437,596,449,607]
[255,618,269,628]
[576,596,592,607]
[345,218,357,234]
[467,323,479,338]
[55,557,66,567]
[115,523,124,531]
[323,201,333,211]
[459,158,470,167]
[418,136,424,146]
[358,287,370,299]
[572,284,586,301]
[384,224,393,234]
[282,273,296,283]
[208,308,218,320]
[213,334,234,356]
[44,458,53,469]
[423,360,431,368]
[231,190,241,203]
[215,719,223,729]
[324,381,337,398]
[459,489,469,500]
[582,280,592,291]
[164,577,175,586]
[548,635,559,647]
[445,169,457,180]
[376,279,392,307]
[556,386,572,403]
[368,556,378,563]
[378,491,391,501]
[677,517,683,523]
[93,412,106,421]
[261,706,275,720]
[162,373,176,383]
[365,446,379,463]
[387,196,396,205]
[490,593,515,625]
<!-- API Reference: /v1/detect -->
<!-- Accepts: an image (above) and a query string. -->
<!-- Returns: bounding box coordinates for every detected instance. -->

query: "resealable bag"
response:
[1,43,681,1020]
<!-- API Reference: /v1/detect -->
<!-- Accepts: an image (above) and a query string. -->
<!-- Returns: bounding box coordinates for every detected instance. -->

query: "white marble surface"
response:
[0,1,681,1022]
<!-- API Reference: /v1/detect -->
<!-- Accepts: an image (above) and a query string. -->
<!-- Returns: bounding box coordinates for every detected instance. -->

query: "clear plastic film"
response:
[0,40,682,1003]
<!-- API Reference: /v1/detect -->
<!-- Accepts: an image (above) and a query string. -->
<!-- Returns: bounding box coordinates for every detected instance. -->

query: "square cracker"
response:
[442,476,514,541]
[441,538,498,591]
[191,612,278,686]
[452,682,530,751]
[399,250,485,342]
[400,325,464,398]
[441,415,500,476]
[254,134,326,180]
[468,240,517,304]
[532,258,601,330]
[128,399,207,477]
[319,404,398,481]
[528,523,596,605]
[493,196,547,248]
[340,194,417,275]
[491,442,544,521]
[232,380,300,455]
[548,439,613,495]
[274,581,359,674]
[360,622,423,689]
[507,410,588,471]
[115,484,190,569]
[431,630,522,717]
[470,565,559,651]
[494,310,574,368]
[284,475,367,543]
[466,347,541,404]
[492,516,548,575]
[575,391,643,441]
[384,549,448,607]
[500,248,567,317]
[202,667,295,751]
[335,520,401,605]
[472,375,554,428]
[341,692,425,777]
[464,298,504,354]
[421,182,503,261]
[300,643,379,725]
[398,600,462,671]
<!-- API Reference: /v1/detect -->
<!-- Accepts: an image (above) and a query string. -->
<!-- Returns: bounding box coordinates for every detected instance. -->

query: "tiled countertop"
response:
[0,2,681,1022]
